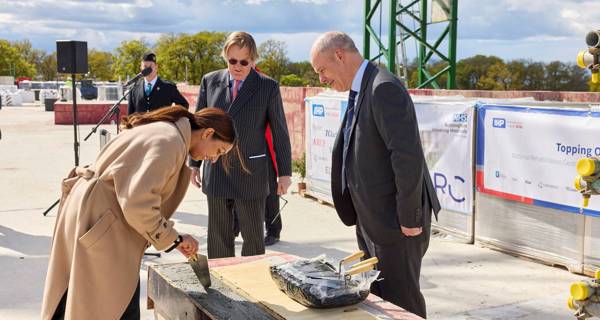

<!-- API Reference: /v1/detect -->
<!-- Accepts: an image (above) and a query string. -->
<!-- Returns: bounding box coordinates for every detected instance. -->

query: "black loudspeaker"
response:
[56,40,88,74]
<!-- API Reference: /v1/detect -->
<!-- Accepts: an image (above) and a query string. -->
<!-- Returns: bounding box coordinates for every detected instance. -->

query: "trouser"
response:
[52,280,140,320]
[207,196,266,258]
[356,203,432,319]
[264,161,281,237]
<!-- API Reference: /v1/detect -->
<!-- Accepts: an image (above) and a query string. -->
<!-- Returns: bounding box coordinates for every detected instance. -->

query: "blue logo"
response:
[492,118,506,128]
[453,113,468,123]
[495,171,500,178]
[312,104,325,117]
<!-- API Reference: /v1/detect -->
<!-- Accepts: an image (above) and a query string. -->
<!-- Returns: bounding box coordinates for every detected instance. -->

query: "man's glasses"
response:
[270,196,288,224]
[228,58,250,66]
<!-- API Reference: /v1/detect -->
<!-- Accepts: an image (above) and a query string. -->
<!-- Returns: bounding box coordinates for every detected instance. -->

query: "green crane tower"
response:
[363,0,458,89]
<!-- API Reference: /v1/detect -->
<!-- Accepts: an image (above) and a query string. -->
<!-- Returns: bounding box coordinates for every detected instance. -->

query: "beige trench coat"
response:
[41,118,192,319]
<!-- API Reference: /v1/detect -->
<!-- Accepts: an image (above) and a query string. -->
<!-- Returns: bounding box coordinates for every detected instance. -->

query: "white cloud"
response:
[0,0,596,63]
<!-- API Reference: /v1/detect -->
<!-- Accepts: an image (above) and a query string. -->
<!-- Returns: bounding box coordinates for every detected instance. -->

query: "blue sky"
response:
[0,0,597,63]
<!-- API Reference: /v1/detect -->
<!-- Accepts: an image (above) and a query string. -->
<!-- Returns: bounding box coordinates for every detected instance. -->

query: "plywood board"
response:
[212,259,378,320]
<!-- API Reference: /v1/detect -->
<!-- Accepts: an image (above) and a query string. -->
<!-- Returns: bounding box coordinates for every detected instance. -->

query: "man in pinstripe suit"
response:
[189,32,292,258]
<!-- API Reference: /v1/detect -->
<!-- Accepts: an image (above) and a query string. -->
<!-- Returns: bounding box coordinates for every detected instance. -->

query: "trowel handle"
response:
[350,257,379,269]
[346,263,375,276]
[340,251,365,266]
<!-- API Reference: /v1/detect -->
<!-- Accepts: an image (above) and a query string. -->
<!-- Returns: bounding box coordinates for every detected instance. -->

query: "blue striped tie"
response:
[341,90,358,193]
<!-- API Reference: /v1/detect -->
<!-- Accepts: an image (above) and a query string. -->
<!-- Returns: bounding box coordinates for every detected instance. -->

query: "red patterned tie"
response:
[232,80,240,100]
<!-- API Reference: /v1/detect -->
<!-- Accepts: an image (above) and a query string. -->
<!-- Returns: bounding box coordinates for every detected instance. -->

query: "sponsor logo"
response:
[453,113,468,123]
[492,118,506,128]
[312,104,325,117]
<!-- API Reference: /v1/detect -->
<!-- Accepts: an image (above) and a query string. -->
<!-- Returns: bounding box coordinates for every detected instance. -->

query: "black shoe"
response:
[264,235,280,246]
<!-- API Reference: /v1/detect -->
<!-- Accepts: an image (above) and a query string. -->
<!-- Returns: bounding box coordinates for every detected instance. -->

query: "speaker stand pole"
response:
[42,74,80,216]
[71,73,80,166]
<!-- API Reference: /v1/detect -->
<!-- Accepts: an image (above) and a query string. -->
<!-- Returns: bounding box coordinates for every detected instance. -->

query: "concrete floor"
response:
[0,105,586,319]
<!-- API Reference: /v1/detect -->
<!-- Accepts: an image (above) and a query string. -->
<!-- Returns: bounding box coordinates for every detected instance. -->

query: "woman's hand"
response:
[176,234,199,258]
[190,167,202,188]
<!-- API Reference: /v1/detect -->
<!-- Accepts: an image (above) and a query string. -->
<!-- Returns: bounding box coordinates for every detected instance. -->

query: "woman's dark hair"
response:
[121,105,247,173]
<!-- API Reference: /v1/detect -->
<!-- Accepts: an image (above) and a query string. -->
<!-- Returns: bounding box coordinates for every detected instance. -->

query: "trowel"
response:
[189,253,211,288]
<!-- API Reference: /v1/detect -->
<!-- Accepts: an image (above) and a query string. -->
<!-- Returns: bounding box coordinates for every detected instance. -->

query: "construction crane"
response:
[363,0,458,89]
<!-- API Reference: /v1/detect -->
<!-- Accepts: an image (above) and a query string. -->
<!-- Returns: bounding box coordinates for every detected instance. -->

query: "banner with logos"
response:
[415,101,474,214]
[305,93,475,214]
[476,104,600,216]
[305,95,347,203]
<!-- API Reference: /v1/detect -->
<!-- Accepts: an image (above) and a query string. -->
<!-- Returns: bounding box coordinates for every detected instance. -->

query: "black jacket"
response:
[331,62,441,245]
[127,77,189,114]
[190,68,292,199]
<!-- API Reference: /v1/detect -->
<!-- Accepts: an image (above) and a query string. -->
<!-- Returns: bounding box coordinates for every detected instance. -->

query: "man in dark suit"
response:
[310,32,441,318]
[189,32,292,258]
[127,53,189,115]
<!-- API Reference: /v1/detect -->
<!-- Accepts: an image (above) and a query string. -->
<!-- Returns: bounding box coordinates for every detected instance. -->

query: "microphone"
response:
[125,67,153,87]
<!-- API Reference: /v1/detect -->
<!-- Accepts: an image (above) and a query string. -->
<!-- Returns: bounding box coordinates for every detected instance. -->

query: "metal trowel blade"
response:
[189,253,211,288]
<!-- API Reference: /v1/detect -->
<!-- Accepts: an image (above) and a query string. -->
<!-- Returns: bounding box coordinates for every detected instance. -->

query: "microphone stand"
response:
[42,80,138,216]
[83,83,134,141]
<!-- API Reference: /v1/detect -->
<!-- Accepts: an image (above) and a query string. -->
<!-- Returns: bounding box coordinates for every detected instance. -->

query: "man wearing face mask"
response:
[189,31,292,258]
[127,53,189,115]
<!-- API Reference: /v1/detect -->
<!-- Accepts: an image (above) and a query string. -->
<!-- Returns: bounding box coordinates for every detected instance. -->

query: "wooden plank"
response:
[213,259,378,320]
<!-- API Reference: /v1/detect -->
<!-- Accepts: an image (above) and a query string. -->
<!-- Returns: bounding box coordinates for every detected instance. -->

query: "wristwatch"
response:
[165,234,183,253]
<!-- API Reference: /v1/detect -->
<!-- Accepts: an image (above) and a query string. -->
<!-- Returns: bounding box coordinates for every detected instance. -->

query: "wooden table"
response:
[147,252,422,320]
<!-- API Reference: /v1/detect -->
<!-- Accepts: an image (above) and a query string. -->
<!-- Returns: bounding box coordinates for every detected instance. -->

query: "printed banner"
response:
[415,101,474,214]
[476,104,600,216]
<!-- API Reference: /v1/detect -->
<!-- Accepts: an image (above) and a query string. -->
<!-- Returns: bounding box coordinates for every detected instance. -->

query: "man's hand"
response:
[401,225,423,237]
[190,167,201,188]
[176,234,199,258]
[277,176,292,195]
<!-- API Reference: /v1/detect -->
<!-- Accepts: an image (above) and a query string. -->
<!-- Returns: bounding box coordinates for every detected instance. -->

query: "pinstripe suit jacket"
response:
[190,68,292,199]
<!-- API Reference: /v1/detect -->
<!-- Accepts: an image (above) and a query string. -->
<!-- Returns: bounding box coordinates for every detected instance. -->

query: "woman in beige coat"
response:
[42,106,240,320]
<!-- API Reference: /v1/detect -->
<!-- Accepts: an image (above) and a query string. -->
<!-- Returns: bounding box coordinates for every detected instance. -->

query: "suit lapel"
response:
[149,77,162,97]
[136,78,145,104]
[347,62,376,144]
[208,70,230,112]
[228,68,258,118]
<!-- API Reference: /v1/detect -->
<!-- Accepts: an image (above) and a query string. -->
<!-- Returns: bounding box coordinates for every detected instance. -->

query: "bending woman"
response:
[42,106,240,320]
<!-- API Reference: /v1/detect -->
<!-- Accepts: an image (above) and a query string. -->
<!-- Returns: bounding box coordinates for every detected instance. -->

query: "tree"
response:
[544,61,588,91]
[12,39,45,79]
[39,52,57,81]
[257,40,289,82]
[186,32,226,85]
[112,39,150,81]
[287,61,322,87]
[521,61,545,90]
[280,74,307,86]
[456,55,504,90]
[154,33,186,82]
[88,49,115,81]
[0,40,36,78]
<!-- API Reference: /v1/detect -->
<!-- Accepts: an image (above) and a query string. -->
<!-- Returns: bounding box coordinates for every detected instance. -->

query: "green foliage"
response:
[38,52,57,81]
[292,153,306,181]
[0,39,36,78]
[280,74,307,86]
[154,32,227,85]
[88,49,115,81]
[287,61,323,87]
[112,39,150,80]
[257,40,289,82]
[4,35,599,92]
